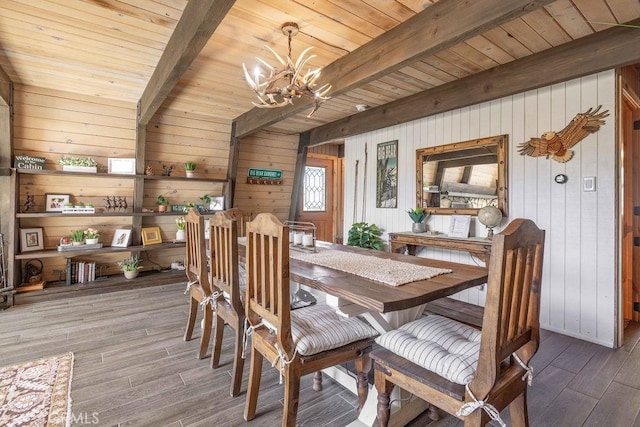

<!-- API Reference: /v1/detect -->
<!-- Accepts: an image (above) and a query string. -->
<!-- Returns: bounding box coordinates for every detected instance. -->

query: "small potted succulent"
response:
[118,255,142,279]
[184,161,196,178]
[71,229,85,245]
[157,195,169,213]
[407,206,430,233]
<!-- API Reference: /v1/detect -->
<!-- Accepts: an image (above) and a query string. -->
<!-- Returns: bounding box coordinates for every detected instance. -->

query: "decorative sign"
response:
[376,140,398,208]
[247,168,283,185]
[14,155,45,170]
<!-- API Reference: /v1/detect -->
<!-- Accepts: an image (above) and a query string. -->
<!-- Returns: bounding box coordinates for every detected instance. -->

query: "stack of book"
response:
[69,261,97,284]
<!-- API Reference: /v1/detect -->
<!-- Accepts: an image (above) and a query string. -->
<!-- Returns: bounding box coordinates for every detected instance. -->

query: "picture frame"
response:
[141,227,162,245]
[448,215,472,238]
[20,228,44,252]
[45,193,71,212]
[376,140,398,208]
[209,196,224,211]
[107,158,136,175]
[111,229,132,248]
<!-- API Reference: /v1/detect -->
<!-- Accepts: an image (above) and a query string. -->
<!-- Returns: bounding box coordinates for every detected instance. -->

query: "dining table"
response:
[238,239,489,426]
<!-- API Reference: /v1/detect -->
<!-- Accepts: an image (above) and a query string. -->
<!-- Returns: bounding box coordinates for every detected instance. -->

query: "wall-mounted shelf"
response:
[16,242,185,260]
[389,232,492,264]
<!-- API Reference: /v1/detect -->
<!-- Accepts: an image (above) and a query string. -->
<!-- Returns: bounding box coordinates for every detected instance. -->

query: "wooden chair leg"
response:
[210,313,225,368]
[230,319,245,397]
[198,305,213,359]
[244,345,263,421]
[184,296,198,341]
[354,353,372,412]
[282,363,301,427]
[374,367,394,427]
[313,371,323,391]
[509,391,528,427]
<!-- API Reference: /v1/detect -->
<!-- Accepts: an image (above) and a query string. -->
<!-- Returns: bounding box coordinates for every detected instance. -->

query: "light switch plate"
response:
[583,176,596,192]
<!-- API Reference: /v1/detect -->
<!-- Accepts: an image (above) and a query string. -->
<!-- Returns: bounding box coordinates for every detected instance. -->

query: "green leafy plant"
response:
[118,255,142,272]
[184,161,196,171]
[183,202,195,212]
[57,156,98,167]
[347,222,383,250]
[71,230,84,242]
[199,194,212,205]
[407,206,429,223]
[157,195,169,205]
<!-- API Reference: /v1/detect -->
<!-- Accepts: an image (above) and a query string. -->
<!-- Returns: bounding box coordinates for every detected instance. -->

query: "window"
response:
[303,166,326,211]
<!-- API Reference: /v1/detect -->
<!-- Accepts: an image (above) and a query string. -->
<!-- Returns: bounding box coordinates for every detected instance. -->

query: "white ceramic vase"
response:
[176,230,186,241]
[85,238,99,245]
[124,270,139,280]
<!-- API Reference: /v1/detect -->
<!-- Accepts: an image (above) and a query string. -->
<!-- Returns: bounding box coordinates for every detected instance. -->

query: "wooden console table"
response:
[389,232,492,264]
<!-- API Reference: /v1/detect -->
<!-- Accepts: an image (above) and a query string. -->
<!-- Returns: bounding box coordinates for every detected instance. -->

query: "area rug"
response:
[0,352,74,427]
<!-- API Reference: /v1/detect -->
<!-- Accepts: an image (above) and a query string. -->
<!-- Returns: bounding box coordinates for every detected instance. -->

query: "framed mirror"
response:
[416,135,508,216]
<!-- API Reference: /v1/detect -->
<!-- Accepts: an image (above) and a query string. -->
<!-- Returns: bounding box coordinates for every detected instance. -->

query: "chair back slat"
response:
[185,209,211,295]
[245,213,294,354]
[210,211,241,309]
[225,207,252,237]
[472,218,545,398]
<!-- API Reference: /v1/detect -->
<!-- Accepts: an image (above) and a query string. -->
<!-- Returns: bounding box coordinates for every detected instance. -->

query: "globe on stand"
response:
[477,206,502,239]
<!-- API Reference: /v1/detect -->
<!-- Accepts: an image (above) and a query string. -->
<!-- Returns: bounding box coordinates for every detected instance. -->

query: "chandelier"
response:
[243,23,331,117]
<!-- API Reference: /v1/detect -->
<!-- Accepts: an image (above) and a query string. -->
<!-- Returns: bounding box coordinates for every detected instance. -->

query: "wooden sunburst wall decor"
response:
[517,105,609,163]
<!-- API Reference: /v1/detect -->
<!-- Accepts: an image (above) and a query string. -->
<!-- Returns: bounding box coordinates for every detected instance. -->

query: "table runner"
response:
[290,248,452,286]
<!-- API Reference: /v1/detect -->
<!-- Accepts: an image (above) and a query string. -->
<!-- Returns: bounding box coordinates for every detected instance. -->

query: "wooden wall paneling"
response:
[344,70,617,346]
[233,130,298,220]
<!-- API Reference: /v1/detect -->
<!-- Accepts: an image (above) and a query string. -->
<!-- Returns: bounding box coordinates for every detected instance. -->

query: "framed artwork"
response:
[376,140,398,208]
[210,196,224,211]
[20,228,44,252]
[448,215,471,238]
[111,229,132,247]
[141,227,162,245]
[108,158,136,175]
[45,193,71,212]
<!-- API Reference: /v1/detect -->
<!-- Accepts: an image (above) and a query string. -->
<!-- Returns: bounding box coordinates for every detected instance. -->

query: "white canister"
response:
[302,234,314,247]
[293,233,303,245]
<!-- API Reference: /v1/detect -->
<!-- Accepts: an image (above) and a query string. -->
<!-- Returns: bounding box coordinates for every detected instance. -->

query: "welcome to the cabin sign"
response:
[14,155,45,170]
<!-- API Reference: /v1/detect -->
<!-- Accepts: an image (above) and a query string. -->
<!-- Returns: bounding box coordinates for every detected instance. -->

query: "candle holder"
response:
[284,221,317,253]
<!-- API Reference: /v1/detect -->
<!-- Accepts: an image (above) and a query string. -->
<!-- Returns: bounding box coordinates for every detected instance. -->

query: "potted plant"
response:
[118,255,142,279]
[84,228,100,245]
[57,156,99,173]
[183,202,195,212]
[199,194,212,211]
[184,161,196,178]
[175,216,186,241]
[407,206,429,233]
[346,222,383,250]
[157,195,169,213]
[71,229,85,245]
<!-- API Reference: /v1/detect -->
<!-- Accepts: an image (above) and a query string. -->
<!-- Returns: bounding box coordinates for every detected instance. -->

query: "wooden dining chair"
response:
[183,208,214,359]
[372,218,545,427]
[209,210,245,397]
[243,213,379,427]
[224,207,252,237]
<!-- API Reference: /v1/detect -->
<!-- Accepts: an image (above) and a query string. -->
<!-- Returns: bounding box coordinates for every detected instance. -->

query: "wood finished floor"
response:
[2,282,640,426]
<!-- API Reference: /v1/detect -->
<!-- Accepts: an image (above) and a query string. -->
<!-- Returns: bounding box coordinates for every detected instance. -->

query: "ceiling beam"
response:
[309,18,640,145]
[234,0,554,138]
[138,0,235,125]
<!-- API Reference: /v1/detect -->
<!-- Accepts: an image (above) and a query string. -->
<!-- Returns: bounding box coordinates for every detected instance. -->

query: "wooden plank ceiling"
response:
[0,0,638,139]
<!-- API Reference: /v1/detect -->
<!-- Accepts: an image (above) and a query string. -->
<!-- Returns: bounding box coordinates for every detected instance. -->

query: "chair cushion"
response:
[375,315,481,385]
[291,304,379,356]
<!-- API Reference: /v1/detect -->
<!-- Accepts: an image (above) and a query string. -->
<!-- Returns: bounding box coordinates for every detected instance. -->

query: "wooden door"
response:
[297,156,335,242]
